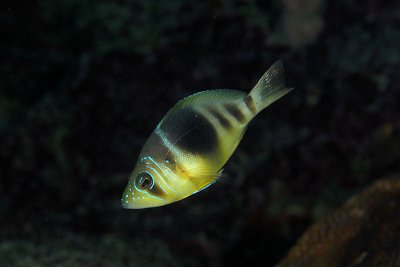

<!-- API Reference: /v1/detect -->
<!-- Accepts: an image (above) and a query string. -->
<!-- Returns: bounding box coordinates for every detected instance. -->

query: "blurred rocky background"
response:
[1,0,399,266]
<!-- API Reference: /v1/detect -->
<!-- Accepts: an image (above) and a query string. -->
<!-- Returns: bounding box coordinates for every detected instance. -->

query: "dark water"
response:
[1,1,399,266]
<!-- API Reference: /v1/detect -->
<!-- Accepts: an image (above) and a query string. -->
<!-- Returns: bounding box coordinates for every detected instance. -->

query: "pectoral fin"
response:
[189,169,224,193]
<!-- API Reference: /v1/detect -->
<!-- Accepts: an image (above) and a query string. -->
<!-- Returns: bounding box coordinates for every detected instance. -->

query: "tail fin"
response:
[247,61,293,114]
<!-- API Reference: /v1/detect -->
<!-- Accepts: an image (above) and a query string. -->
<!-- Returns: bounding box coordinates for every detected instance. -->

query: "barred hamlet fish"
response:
[121,61,293,209]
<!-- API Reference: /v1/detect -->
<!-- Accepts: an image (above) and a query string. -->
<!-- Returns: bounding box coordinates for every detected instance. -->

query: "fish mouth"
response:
[121,201,163,209]
[121,196,168,209]
[121,199,131,209]
[121,197,131,209]
[121,200,144,209]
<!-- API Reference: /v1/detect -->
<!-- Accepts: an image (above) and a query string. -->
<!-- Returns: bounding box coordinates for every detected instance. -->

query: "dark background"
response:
[1,0,399,266]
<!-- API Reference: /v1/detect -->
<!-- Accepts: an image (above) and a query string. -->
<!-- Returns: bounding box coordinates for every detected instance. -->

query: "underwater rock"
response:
[276,176,400,267]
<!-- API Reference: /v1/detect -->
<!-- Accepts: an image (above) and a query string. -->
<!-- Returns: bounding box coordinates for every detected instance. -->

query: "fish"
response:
[121,61,293,209]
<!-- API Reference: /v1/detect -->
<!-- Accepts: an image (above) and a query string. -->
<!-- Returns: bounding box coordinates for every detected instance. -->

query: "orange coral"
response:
[277,176,400,267]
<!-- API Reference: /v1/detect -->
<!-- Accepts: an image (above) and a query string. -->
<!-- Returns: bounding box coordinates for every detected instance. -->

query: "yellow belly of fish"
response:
[177,106,249,182]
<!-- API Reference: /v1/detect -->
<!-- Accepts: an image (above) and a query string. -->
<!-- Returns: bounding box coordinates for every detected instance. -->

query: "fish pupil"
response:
[136,172,153,190]
[141,178,150,188]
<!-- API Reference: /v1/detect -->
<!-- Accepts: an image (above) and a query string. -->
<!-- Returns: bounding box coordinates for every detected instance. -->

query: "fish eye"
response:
[135,172,154,190]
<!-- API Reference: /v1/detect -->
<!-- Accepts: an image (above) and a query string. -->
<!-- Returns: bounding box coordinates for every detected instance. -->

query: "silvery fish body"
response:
[122,61,293,209]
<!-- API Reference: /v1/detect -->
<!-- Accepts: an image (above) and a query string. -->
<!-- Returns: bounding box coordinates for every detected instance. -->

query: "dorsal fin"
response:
[177,89,245,108]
